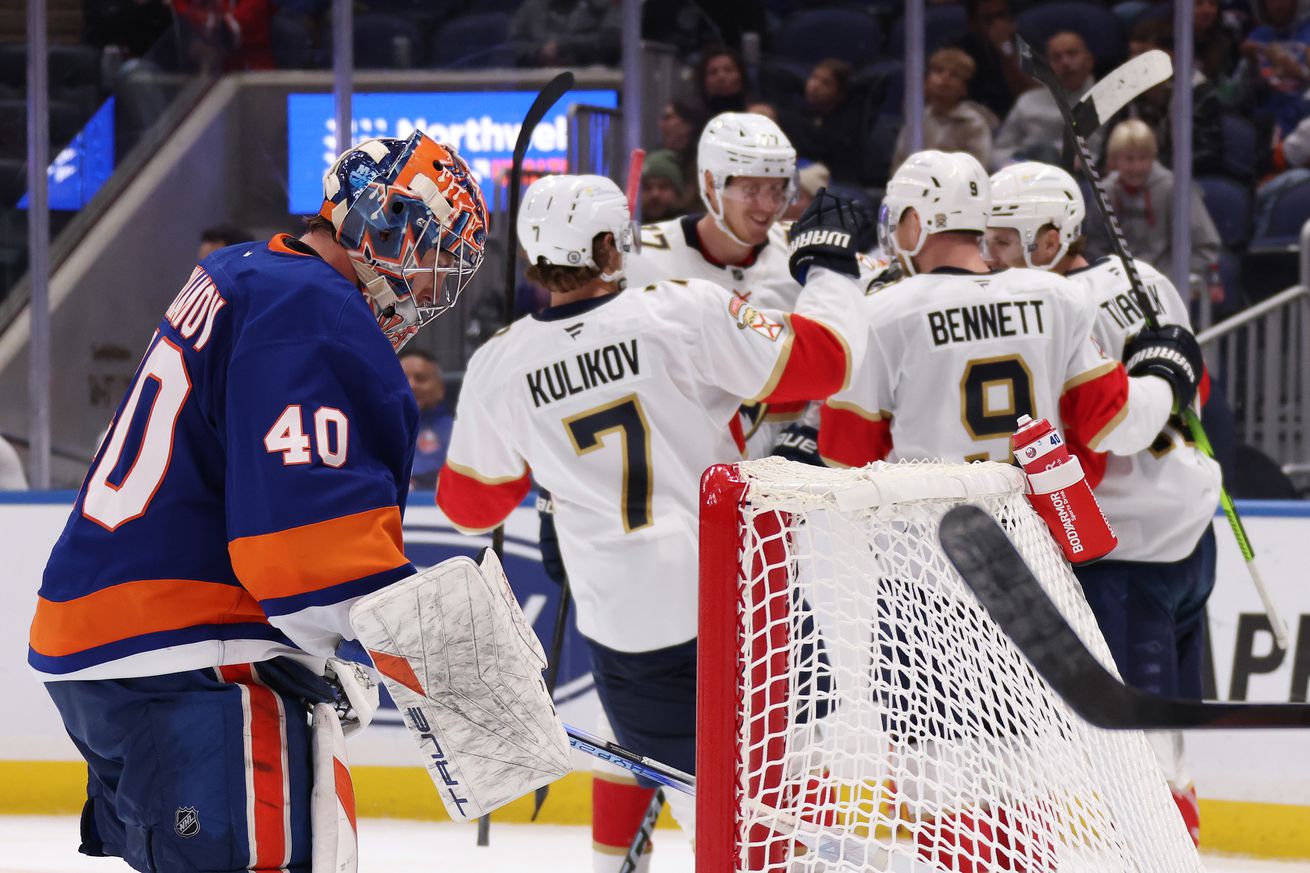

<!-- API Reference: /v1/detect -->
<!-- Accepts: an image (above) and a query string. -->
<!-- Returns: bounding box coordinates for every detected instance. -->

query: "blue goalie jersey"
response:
[30,235,419,680]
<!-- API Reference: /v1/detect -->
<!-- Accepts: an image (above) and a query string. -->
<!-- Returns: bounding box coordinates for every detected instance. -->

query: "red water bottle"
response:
[1011,415,1117,565]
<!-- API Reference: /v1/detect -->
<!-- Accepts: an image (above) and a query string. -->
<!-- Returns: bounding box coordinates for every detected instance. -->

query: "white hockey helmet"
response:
[879,150,990,275]
[518,174,635,283]
[988,161,1086,270]
[698,112,797,246]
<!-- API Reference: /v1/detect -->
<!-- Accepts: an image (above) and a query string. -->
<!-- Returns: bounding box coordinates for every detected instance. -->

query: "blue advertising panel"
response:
[286,89,620,214]
[20,97,115,211]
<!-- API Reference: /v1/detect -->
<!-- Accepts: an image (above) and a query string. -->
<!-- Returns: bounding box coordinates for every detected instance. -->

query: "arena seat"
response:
[1219,114,1257,182]
[1198,175,1253,250]
[354,13,419,69]
[429,13,514,69]
[886,5,968,58]
[774,8,883,68]
[1250,177,1310,244]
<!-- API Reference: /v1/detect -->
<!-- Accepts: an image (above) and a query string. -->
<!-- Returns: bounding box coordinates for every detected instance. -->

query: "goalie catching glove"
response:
[348,550,572,821]
[1123,324,1203,412]
[788,187,866,283]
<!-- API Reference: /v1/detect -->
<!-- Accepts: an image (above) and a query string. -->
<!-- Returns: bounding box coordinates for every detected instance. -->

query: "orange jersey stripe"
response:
[228,506,408,603]
[818,403,893,468]
[763,314,848,404]
[30,579,267,658]
[436,464,532,533]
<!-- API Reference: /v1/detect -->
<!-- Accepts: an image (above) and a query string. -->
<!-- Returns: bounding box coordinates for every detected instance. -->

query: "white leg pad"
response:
[311,702,358,873]
[349,550,572,821]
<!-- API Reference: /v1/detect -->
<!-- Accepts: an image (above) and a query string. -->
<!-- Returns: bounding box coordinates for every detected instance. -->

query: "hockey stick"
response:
[1014,36,1289,649]
[625,147,645,234]
[530,495,572,821]
[564,725,946,871]
[938,505,1310,730]
[476,72,578,850]
[617,789,663,873]
[1070,50,1172,140]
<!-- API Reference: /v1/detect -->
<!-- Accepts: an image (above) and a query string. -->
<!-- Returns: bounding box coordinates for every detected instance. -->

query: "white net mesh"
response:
[719,457,1201,873]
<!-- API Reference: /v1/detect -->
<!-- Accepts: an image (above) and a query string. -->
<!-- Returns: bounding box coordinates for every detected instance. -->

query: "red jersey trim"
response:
[759,315,849,404]
[30,578,267,658]
[229,506,408,602]
[437,463,533,534]
[818,403,893,468]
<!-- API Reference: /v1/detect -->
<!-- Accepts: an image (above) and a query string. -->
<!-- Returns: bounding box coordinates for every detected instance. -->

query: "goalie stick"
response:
[1014,36,1289,650]
[478,71,577,850]
[938,504,1310,730]
[565,725,947,872]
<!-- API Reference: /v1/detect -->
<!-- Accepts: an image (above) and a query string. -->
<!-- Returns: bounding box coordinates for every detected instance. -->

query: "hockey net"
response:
[697,458,1201,873]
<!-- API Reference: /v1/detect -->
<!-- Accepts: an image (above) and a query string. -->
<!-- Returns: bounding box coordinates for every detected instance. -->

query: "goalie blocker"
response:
[348,550,572,821]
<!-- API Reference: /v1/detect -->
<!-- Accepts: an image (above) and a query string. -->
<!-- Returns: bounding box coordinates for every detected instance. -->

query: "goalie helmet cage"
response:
[696,458,1201,873]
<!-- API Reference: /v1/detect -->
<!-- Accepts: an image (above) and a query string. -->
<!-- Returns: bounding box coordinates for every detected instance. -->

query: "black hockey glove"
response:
[1123,324,1204,412]
[772,421,823,467]
[536,491,567,588]
[787,188,865,284]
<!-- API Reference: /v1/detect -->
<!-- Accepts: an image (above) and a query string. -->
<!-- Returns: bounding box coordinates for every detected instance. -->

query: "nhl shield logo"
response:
[175,806,200,838]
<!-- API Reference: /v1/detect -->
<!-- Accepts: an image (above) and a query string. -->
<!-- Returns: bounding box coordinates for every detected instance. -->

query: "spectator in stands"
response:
[1086,120,1225,307]
[197,224,253,260]
[173,0,275,72]
[511,0,621,67]
[952,0,1032,119]
[1195,0,1241,88]
[779,58,865,184]
[0,434,26,490]
[746,101,779,122]
[992,30,1100,170]
[696,46,752,116]
[1253,109,1310,239]
[83,0,175,68]
[1123,18,1227,178]
[783,162,830,222]
[640,150,687,223]
[655,100,704,209]
[400,348,454,491]
[1240,0,1310,135]
[891,48,997,173]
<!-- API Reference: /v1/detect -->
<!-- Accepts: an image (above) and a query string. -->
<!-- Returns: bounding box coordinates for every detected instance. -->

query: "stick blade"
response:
[939,506,1310,730]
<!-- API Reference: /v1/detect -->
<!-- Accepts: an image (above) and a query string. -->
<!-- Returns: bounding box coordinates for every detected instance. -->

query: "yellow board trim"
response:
[2,762,1305,853]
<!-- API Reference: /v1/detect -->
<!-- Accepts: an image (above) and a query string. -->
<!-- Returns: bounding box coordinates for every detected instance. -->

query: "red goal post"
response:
[696,458,1201,873]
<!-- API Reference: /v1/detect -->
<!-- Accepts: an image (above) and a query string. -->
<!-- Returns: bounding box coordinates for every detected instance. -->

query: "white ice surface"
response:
[0,816,1304,873]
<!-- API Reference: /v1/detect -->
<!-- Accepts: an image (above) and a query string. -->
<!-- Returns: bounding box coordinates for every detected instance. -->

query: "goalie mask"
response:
[321,132,489,351]
[879,150,990,276]
[988,162,1086,270]
[518,174,635,283]
[698,112,797,247]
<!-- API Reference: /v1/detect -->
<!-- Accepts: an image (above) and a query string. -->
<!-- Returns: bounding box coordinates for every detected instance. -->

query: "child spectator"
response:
[891,48,997,173]
[1085,121,1224,307]
[780,58,865,183]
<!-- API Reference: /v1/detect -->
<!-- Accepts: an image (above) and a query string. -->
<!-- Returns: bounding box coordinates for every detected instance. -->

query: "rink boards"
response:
[0,493,1306,857]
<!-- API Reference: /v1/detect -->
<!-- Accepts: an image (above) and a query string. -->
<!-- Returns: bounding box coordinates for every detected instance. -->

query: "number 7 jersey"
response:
[438,273,863,653]
[30,236,419,681]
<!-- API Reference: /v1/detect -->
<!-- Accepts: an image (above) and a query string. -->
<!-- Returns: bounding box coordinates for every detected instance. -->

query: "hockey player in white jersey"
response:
[817,150,1200,475]
[626,112,811,453]
[812,148,1204,866]
[437,174,870,870]
[986,160,1220,843]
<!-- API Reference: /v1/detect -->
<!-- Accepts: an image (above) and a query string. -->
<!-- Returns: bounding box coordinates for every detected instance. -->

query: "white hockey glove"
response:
[348,550,572,821]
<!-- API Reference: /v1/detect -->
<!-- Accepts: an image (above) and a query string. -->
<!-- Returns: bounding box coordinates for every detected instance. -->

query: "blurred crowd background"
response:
[3,0,1309,493]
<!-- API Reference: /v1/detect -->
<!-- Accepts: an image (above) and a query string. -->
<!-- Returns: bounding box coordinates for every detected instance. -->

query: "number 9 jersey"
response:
[818,266,1177,477]
[30,235,419,681]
